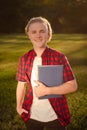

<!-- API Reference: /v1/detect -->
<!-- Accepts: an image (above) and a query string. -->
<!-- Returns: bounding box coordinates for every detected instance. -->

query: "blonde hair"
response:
[25,16,52,42]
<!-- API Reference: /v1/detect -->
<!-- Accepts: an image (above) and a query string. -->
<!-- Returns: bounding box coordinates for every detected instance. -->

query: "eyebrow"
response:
[30,29,46,33]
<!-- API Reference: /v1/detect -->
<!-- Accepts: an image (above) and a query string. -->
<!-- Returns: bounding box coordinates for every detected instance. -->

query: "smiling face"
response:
[27,22,50,49]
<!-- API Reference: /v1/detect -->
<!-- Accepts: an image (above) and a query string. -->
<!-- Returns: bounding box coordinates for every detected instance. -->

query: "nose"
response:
[36,32,41,37]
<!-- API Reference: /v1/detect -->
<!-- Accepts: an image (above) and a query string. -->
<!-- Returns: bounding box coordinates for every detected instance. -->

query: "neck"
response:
[34,46,46,57]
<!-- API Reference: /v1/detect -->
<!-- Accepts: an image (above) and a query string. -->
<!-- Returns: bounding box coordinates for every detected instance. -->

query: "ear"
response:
[27,31,30,39]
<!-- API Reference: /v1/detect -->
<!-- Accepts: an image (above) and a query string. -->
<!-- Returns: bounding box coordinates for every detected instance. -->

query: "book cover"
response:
[38,65,63,99]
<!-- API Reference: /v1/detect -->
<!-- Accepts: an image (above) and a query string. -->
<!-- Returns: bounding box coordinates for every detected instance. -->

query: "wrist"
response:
[16,105,22,110]
[46,87,51,95]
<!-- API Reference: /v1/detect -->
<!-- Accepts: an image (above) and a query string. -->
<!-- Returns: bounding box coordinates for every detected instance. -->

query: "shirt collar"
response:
[32,46,49,57]
[41,46,49,57]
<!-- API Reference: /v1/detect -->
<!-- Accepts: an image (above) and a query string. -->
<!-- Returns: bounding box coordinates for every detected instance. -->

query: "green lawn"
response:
[0,34,87,130]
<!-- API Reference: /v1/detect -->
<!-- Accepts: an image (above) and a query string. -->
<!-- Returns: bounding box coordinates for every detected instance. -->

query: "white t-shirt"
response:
[30,56,57,122]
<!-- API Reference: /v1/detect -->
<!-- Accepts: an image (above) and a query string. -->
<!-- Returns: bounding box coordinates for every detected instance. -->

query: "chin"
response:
[36,44,46,48]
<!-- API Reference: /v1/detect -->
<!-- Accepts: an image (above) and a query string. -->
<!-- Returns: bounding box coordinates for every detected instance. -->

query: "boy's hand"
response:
[34,80,49,97]
[16,106,28,116]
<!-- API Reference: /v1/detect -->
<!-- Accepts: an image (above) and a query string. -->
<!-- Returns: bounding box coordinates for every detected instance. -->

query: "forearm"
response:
[16,81,29,115]
[16,82,26,108]
[48,79,77,95]
[34,79,77,97]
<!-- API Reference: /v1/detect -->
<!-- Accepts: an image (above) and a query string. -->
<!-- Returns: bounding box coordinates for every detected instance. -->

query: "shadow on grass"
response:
[69,115,87,130]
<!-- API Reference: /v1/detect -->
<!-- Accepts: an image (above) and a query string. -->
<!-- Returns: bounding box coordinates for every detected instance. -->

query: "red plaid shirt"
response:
[16,47,75,126]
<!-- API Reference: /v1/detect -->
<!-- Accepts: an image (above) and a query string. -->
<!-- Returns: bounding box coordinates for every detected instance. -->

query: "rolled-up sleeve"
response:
[16,57,26,82]
[60,55,75,82]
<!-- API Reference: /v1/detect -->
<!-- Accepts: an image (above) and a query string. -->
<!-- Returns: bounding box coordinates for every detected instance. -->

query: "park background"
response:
[0,0,87,130]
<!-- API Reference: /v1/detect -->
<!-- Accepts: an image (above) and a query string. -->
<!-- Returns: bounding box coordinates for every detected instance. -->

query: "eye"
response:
[31,30,36,34]
[40,30,45,33]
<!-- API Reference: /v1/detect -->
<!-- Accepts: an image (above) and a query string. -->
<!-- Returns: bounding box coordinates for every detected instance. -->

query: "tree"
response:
[0,0,87,33]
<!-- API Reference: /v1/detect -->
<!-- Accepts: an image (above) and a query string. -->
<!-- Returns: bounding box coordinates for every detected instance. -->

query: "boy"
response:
[16,17,77,130]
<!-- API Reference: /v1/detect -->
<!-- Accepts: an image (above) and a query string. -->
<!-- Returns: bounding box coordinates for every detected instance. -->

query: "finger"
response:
[22,109,28,114]
[34,80,40,86]
[34,80,39,84]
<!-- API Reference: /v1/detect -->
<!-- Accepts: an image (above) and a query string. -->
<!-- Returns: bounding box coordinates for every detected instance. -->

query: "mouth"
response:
[34,38,43,42]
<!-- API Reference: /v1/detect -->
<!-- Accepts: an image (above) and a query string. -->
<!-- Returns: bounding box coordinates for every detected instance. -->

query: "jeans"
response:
[25,119,67,130]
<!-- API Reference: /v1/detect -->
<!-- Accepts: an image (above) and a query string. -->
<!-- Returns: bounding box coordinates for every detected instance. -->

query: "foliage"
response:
[0,0,87,33]
[0,34,87,130]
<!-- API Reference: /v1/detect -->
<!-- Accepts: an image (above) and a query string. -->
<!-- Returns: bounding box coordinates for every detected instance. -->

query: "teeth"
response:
[35,39,42,42]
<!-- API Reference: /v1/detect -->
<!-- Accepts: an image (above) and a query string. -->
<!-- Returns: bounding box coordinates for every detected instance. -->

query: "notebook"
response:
[38,65,63,99]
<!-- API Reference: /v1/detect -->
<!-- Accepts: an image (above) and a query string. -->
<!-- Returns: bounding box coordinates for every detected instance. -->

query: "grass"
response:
[0,34,87,130]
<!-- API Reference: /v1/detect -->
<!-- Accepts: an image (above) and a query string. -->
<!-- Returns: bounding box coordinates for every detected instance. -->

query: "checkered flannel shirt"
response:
[16,47,75,126]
